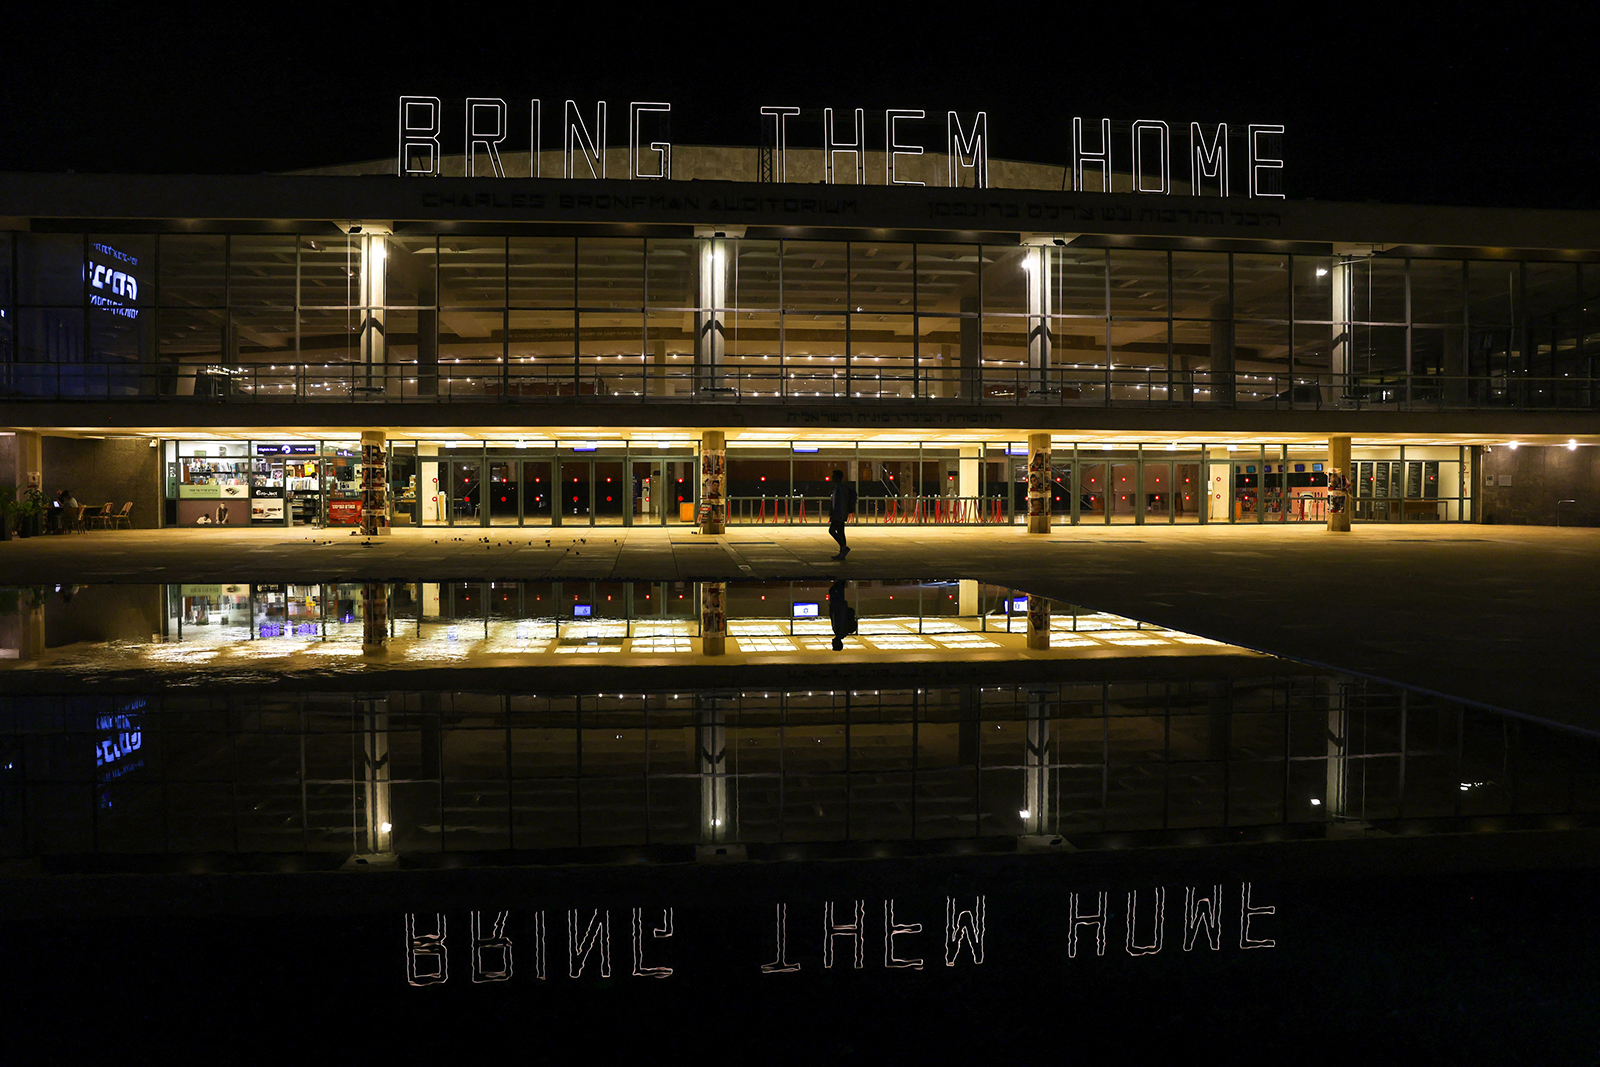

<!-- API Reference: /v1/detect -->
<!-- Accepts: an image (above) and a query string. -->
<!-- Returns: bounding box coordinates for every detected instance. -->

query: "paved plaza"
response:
[2,522,1595,734]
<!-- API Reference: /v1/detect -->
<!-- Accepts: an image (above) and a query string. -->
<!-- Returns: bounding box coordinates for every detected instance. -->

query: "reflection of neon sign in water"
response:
[88,243,140,319]
[96,701,145,808]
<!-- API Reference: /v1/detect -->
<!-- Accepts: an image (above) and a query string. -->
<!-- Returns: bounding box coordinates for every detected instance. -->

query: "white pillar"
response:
[698,701,729,842]
[696,239,728,390]
[419,443,442,524]
[1025,246,1051,394]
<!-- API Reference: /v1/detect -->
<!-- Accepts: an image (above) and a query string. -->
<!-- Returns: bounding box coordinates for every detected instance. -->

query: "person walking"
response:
[827,469,857,560]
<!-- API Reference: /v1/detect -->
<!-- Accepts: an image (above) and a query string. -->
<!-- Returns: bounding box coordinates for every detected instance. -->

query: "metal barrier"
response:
[727,494,1009,525]
[2,360,1597,412]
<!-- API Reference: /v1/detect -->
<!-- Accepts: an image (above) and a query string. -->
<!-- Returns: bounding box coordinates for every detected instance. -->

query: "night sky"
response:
[1,9,1595,209]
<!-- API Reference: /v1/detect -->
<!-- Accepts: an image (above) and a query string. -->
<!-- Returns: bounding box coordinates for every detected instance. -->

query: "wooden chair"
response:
[69,505,90,533]
[112,502,133,529]
[88,503,113,530]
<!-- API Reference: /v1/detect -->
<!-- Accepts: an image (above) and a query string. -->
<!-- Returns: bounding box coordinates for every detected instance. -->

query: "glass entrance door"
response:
[523,460,553,525]
[560,460,592,525]
[594,461,625,526]
[1109,461,1137,523]
[1143,461,1171,522]
[487,461,518,526]
[448,461,480,526]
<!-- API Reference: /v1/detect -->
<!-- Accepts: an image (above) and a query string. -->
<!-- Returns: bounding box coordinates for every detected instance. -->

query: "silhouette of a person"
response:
[827,578,857,651]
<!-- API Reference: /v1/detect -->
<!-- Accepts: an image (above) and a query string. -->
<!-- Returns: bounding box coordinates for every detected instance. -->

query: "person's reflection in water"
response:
[827,579,857,651]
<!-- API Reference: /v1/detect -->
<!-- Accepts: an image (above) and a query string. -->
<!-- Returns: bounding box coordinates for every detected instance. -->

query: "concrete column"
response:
[959,296,981,400]
[360,235,387,393]
[360,430,389,537]
[1025,246,1051,395]
[652,339,668,397]
[696,239,728,390]
[15,431,42,492]
[1026,593,1051,650]
[699,430,726,534]
[1021,688,1052,834]
[1327,435,1352,532]
[1026,432,1051,534]
[1328,260,1353,407]
[361,582,388,654]
[958,446,980,519]
[1209,300,1234,405]
[419,444,441,524]
[701,581,726,656]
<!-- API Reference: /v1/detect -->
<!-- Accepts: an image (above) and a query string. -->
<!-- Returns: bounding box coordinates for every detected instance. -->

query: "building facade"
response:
[1,150,1598,531]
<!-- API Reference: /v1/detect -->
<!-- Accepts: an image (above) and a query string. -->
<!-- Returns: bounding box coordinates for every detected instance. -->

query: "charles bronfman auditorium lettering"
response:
[398,97,1285,197]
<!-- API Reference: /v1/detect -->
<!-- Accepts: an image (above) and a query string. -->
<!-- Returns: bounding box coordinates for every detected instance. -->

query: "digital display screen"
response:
[792,602,819,618]
[1312,463,1324,472]
[573,604,592,618]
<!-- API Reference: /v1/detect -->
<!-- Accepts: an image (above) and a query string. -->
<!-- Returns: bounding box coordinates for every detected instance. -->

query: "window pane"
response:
[646,238,698,309]
[159,235,226,307]
[1293,255,1334,321]
[732,240,780,310]
[577,238,644,310]
[299,235,357,308]
[1409,259,1464,326]
[1232,253,1289,321]
[850,242,914,313]
[1049,247,1106,318]
[509,237,573,307]
[1109,250,1168,319]
[783,241,848,312]
[439,236,505,308]
[16,234,83,304]
[916,244,981,315]
[981,244,1029,317]
[1468,260,1518,327]
[384,235,436,308]
[1170,252,1229,319]
[229,235,297,307]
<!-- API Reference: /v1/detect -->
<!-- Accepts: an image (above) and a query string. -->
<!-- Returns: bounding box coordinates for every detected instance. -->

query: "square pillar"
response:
[700,430,726,534]
[1327,435,1352,532]
[1026,432,1051,534]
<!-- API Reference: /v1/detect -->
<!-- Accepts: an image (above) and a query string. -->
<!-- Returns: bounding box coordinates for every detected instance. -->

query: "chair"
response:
[88,503,112,530]
[69,505,89,533]
[112,502,133,529]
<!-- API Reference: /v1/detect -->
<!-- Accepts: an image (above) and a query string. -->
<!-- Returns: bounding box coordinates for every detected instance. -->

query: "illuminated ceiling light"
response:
[1315,267,1329,277]
[1508,441,1519,450]
[1569,439,1579,451]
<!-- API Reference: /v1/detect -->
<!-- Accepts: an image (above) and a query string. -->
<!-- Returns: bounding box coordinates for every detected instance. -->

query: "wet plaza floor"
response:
[2,559,1599,1056]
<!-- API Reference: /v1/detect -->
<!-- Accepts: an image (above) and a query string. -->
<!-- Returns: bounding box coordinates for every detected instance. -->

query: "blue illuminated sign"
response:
[573,604,592,618]
[87,243,140,320]
[96,701,145,808]
[792,602,819,618]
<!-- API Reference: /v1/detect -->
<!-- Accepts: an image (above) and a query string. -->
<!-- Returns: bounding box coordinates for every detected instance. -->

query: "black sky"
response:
[2,7,1595,209]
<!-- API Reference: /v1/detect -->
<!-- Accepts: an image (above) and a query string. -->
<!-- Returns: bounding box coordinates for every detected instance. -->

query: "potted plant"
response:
[16,487,45,538]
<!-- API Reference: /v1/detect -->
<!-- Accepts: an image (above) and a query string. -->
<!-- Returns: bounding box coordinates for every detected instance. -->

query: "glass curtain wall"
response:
[1,231,1595,408]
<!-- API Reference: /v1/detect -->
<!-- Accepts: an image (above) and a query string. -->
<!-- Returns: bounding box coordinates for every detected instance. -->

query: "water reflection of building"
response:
[1,674,1593,861]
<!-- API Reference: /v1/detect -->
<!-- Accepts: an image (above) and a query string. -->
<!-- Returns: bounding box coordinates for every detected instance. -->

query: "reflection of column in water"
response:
[361,697,393,854]
[697,697,729,843]
[362,582,389,653]
[1023,688,1052,835]
[701,582,726,656]
[1026,594,1050,650]
[1325,677,1348,821]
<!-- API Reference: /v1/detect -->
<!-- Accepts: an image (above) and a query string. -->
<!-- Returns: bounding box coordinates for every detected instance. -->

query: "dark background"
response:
[0,8,1595,208]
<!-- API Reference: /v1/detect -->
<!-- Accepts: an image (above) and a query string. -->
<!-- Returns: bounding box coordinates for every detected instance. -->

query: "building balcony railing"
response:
[1,362,1596,412]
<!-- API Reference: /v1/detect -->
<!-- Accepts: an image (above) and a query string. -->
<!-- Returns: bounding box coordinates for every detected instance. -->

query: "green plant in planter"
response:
[16,487,45,538]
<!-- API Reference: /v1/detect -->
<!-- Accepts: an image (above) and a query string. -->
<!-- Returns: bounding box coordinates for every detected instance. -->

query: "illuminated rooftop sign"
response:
[399,98,1283,198]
